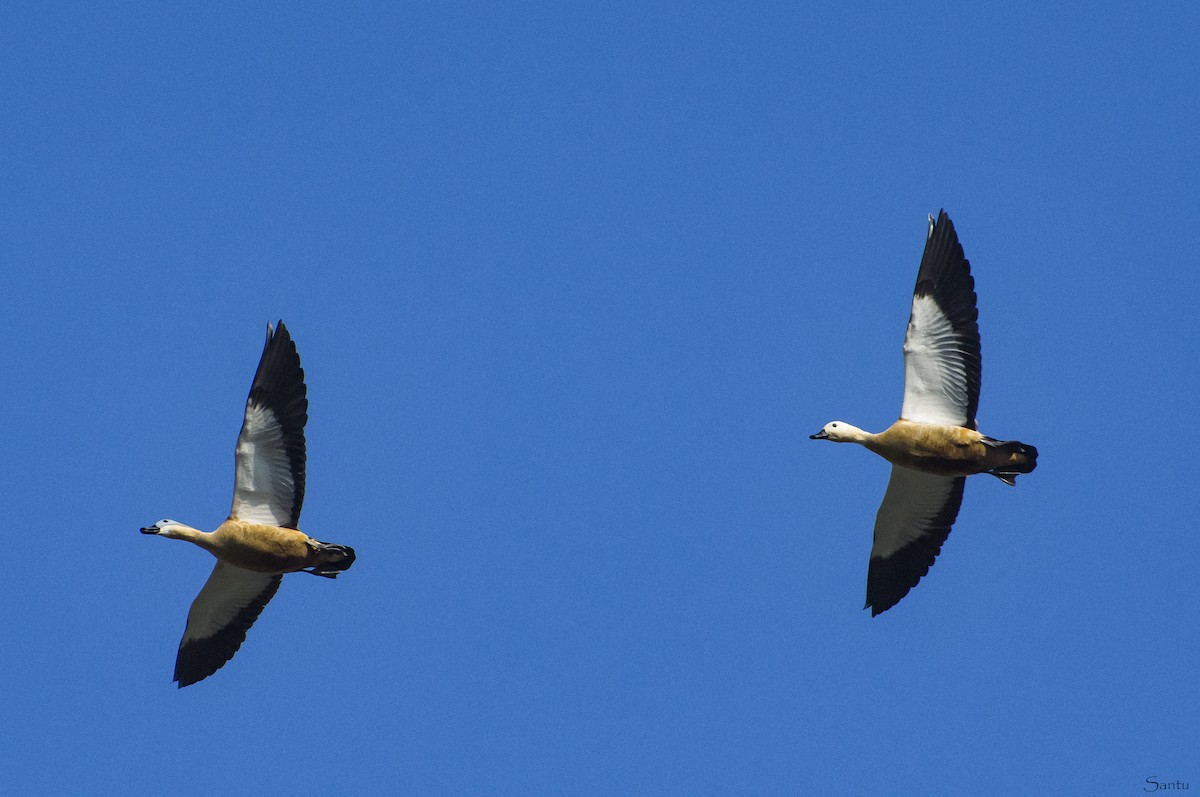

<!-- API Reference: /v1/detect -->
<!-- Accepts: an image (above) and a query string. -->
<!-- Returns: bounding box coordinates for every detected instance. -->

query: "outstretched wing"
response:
[899,210,981,428]
[230,321,308,529]
[866,466,966,616]
[174,561,282,687]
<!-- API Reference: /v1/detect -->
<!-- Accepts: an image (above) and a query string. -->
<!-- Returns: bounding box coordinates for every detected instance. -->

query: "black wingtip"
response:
[865,593,903,617]
[265,319,291,346]
[174,667,204,688]
[921,210,961,271]
[865,578,908,616]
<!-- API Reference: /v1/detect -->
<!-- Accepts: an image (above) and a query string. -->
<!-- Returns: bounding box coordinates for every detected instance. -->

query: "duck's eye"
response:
[831,423,839,428]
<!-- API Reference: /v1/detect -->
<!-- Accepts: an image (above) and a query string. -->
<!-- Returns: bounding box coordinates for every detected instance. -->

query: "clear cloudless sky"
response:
[1,2,1197,794]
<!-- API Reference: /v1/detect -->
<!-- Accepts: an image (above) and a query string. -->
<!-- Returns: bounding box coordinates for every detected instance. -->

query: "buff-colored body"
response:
[153,519,347,574]
[820,419,1034,478]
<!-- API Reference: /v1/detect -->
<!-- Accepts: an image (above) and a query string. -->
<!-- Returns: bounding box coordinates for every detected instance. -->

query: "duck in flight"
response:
[810,210,1037,616]
[141,321,355,686]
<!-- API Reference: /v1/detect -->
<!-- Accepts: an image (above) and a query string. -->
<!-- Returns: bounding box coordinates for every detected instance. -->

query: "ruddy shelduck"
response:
[811,211,1037,615]
[141,322,355,686]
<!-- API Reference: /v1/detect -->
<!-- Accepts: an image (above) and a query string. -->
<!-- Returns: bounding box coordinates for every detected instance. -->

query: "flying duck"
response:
[811,210,1037,615]
[141,321,355,686]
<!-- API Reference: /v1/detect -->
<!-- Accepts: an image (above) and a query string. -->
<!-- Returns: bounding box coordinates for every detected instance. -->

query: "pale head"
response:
[809,421,867,443]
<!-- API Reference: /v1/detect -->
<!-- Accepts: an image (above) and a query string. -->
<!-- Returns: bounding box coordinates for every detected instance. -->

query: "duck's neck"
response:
[841,423,877,445]
[162,523,218,554]
[840,424,885,457]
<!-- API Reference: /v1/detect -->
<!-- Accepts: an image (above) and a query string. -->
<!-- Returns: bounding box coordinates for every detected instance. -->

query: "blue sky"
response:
[2,2,1197,794]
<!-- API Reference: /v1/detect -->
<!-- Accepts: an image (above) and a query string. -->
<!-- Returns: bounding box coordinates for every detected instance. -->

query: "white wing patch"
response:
[900,294,971,426]
[231,403,295,526]
[872,466,962,560]
[181,561,279,646]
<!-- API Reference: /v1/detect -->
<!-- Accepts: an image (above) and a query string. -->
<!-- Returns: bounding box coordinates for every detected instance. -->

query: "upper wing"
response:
[174,561,282,687]
[230,321,308,528]
[865,466,966,616]
[899,210,981,428]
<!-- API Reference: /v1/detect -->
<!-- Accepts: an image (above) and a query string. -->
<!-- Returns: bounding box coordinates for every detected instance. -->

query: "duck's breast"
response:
[869,420,988,476]
[212,519,313,573]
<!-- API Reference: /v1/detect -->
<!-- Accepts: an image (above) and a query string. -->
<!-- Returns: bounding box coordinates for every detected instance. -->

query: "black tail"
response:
[304,543,357,578]
[984,439,1038,485]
